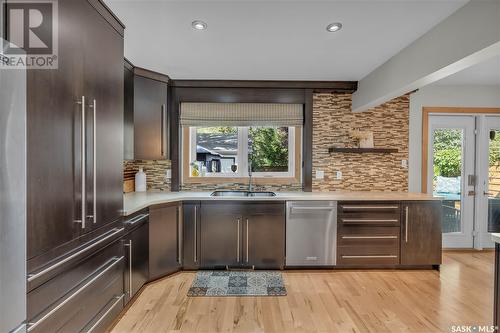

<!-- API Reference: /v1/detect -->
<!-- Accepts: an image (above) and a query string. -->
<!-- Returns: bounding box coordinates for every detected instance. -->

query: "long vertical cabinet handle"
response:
[193,205,197,263]
[177,206,182,264]
[124,240,132,296]
[160,104,166,157]
[405,206,409,243]
[237,218,240,262]
[246,218,249,263]
[75,96,86,229]
[92,99,96,224]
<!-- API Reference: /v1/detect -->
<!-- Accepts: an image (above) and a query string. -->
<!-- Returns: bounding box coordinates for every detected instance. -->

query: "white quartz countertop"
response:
[123,191,441,216]
[492,233,500,244]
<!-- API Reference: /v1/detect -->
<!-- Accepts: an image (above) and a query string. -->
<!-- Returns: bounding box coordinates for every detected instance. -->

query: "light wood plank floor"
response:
[111,251,494,333]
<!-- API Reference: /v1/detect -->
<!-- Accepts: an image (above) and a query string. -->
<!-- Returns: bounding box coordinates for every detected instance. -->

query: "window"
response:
[186,126,299,179]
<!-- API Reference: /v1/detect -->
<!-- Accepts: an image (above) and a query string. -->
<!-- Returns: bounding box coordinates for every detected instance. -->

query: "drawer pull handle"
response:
[341,255,398,259]
[125,213,149,226]
[27,256,124,332]
[85,294,124,333]
[341,236,398,239]
[27,228,124,282]
[342,219,398,223]
[342,205,399,210]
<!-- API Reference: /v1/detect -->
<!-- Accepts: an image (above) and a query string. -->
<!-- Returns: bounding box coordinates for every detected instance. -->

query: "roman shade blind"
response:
[180,103,303,126]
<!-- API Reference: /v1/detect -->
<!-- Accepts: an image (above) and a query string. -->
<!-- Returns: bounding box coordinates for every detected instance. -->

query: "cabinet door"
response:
[124,62,134,161]
[401,201,442,266]
[124,222,149,304]
[134,76,168,160]
[200,202,243,268]
[26,0,85,260]
[149,203,181,280]
[244,203,285,269]
[83,0,124,231]
[183,202,200,270]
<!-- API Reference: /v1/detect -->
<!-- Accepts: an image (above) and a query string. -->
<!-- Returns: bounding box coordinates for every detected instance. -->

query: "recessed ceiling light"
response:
[192,20,207,30]
[326,22,342,32]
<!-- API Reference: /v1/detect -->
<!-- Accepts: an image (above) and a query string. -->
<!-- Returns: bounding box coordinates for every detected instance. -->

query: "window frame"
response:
[184,126,301,183]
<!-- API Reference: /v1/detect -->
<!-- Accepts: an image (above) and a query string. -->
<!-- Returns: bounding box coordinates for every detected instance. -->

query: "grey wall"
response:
[409,84,500,193]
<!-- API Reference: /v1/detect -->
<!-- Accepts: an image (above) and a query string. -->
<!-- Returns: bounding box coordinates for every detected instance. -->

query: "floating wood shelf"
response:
[328,147,398,154]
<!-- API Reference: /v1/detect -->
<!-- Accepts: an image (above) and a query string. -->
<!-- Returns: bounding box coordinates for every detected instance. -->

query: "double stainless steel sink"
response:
[210,190,276,197]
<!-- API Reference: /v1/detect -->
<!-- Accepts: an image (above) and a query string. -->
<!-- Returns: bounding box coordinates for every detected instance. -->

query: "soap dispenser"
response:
[135,167,146,192]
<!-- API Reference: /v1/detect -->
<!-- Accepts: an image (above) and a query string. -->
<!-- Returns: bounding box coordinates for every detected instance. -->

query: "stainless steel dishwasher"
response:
[286,201,337,266]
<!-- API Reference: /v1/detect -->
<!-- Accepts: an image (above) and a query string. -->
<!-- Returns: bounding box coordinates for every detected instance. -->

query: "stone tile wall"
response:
[312,93,409,192]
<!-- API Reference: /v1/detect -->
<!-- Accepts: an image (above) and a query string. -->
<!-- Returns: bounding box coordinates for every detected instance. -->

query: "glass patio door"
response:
[427,115,475,248]
[477,116,500,248]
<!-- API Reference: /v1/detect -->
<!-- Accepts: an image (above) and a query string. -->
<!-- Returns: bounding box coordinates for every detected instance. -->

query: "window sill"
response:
[183,176,301,185]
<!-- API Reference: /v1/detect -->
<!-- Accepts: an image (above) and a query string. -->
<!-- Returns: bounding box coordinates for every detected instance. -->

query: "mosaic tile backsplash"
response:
[123,93,409,193]
[123,159,171,191]
[312,93,409,192]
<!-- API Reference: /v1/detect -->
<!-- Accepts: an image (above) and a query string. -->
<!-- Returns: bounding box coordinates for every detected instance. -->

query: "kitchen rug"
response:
[187,271,287,296]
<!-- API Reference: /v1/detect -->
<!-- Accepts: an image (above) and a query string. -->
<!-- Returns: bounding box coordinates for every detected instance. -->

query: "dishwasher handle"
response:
[290,206,335,214]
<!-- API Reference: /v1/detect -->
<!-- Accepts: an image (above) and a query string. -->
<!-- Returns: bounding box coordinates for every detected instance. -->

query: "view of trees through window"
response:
[249,127,289,172]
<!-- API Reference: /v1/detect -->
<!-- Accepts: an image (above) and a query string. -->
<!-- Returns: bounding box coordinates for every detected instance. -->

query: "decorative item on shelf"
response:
[190,161,200,177]
[135,167,146,192]
[350,129,374,148]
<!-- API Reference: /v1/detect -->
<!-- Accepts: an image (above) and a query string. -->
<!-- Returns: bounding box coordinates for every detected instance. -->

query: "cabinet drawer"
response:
[27,241,124,333]
[339,202,400,215]
[338,226,400,246]
[338,202,400,226]
[338,245,399,265]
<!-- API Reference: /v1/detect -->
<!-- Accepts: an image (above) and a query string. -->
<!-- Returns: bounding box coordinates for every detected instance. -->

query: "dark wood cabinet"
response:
[123,65,170,160]
[337,202,401,266]
[400,201,442,266]
[245,203,285,269]
[199,201,285,269]
[124,59,135,160]
[183,201,201,270]
[26,0,124,261]
[149,202,181,280]
[83,0,124,232]
[123,217,149,304]
[200,202,243,268]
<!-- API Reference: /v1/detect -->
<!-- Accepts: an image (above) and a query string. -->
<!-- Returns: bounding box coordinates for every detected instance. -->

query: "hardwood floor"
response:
[111,251,494,333]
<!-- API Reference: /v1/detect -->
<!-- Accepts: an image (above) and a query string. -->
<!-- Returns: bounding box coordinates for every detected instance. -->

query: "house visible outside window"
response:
[189,126,296,178]
[180,102,303,183]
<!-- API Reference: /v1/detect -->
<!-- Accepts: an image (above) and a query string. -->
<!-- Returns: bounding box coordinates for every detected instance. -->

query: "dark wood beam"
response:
[171,80,357,93]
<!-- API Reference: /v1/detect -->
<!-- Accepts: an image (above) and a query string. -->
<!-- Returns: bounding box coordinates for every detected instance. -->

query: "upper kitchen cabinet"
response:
[26,0,124,261]
[124,64,170,160]
[400,201,442,266]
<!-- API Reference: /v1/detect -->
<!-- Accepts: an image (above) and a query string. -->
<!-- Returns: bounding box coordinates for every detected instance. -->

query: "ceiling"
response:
[105,0,468,81]
[433,55,500,86]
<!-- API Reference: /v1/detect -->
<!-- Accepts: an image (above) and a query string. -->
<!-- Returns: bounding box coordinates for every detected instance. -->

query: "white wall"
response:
[409,84,500,192]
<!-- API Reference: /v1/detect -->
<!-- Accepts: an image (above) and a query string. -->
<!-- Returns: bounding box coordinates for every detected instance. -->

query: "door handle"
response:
[177,207,182,264]
[405,206,409,243]
[90,99,96,224]
[75,96,86,229]
[193,205,197,263]
[237,218,240,262]
[246,218,249,263]
[124,240,132,296]
[160,104,166,157]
